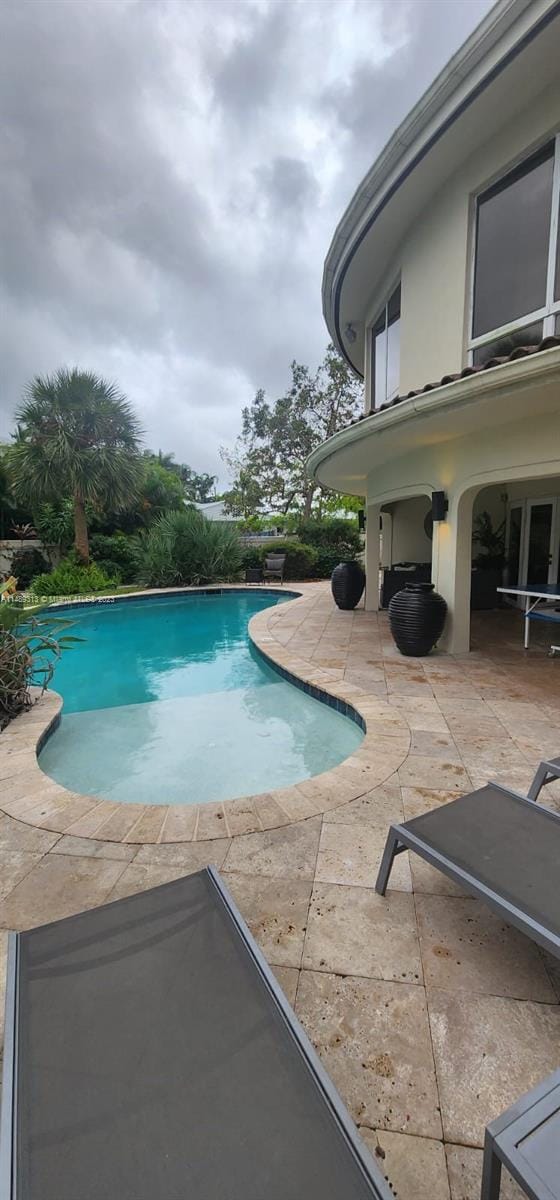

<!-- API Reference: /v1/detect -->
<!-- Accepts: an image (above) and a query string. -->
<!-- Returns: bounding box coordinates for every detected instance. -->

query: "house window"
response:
[469,137,560,365]
[370,283,400,409]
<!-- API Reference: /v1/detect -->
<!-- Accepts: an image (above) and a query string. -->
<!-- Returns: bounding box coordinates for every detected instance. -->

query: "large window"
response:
[470,138,560,365]
[370,283,400,409]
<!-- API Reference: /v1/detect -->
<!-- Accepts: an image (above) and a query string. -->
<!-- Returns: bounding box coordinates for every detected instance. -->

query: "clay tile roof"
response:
[356,334,560,425]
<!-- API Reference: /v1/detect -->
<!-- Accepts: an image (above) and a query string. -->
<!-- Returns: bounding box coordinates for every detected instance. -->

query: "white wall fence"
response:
[0,539,61,578]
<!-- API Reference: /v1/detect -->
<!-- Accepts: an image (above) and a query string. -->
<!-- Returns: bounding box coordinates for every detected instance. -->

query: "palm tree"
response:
[0,449,16,539]
[9,369,144,562]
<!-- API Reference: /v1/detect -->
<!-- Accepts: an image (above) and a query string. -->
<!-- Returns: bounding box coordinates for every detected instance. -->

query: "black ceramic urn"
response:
[331,560,365,610]
[388,582,447,655]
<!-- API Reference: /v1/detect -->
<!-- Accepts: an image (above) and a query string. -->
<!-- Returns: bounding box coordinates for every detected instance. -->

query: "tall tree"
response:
[221,345,363,518]
[9,368,143,562]
[147,452,217,503]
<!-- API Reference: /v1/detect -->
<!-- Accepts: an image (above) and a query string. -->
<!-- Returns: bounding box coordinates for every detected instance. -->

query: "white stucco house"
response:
[308,0,560,653]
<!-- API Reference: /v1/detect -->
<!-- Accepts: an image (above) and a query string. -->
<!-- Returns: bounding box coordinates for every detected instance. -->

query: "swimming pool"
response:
[39,591,363,805]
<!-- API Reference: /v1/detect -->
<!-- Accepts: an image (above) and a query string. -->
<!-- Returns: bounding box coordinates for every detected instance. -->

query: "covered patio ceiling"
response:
[308,348,560,496]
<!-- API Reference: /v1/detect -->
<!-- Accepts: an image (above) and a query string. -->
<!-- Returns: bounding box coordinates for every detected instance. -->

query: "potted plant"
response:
[471,511,506,610]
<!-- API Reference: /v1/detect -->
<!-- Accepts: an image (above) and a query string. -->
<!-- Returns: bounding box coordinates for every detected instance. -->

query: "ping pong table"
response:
[496,584,560,649]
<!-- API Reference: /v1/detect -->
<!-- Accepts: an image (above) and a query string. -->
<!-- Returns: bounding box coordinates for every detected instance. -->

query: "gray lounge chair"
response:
[263,552,286,584]
[0,868,392,1200]
[376,781,560,959]
[481,1067,560,1200]
[528,756,560,801]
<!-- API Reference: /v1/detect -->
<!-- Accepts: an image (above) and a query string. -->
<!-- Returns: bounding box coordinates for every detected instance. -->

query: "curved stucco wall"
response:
[362,78,560,399]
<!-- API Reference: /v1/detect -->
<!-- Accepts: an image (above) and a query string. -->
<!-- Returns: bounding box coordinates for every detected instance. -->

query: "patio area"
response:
[1,582,559,1199]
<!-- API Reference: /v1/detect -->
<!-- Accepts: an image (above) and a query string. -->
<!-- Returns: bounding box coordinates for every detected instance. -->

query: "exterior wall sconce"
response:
[344,323,357,344]
[432,491,448,521]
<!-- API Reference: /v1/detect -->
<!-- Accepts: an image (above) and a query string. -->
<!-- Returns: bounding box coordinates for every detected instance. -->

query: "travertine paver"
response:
[222,871,312,968]
[222,815,321,880]
[271,965,299,1006]
[428,988,560,1145]
[1,584,559,1198]
[361,1128,450,1200]
[303,882,422,983]
[0,850,44,900]
[445,1144,525,1200]
[296,970,442,1139]
[134,838,231,870]
[415,894,557,1002]
[315,820,412,891]
[0,853,127,929]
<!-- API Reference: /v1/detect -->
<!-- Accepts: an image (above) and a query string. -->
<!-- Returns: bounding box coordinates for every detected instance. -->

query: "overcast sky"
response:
[1,0,493,484]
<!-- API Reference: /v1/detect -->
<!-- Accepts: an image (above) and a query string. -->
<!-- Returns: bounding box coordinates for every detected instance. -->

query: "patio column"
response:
[432,488,474,654]
[364,503,381,611]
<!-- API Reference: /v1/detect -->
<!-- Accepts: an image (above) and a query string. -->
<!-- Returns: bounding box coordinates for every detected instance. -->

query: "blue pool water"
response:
[39,591,363,805]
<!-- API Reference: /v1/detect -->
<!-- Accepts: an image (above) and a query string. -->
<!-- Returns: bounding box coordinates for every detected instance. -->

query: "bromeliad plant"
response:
[0,603,79,728]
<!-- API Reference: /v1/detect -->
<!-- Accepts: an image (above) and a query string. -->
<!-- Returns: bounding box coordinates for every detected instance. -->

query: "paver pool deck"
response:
[1,581,559,1199]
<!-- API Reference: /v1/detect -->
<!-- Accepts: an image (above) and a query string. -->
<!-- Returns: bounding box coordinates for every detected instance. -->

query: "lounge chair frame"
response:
[375,782,560,960]
[0,866,392,1200]
[527,756,560,801]
[481,1067,560,1200]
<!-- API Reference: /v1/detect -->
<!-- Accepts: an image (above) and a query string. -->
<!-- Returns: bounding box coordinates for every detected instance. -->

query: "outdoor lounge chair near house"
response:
[0,868,393,1200]
[263,552,286,584]
[375,778,560,960]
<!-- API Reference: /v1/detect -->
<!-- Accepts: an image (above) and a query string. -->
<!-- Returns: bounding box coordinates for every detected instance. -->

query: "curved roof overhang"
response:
[324,0,560,376]
[307,348,560,495]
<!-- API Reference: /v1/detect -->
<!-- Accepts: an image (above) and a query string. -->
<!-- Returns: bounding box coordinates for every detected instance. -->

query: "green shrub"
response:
[89,533,137,582]
[94,560,123,585]
[10,547,50,590]
[29,553,118,597]
[241,540,318,580]
[295,518,362,578]
[136,508,242,587]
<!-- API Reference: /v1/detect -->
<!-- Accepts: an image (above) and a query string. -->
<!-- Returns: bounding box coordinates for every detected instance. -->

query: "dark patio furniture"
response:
[245,566,264,584]
[527,756,560,801]
[263,552,286,585]
[375,782,560,959]
[0,868,392,1200]
[381,562,430,607]
[481,1068,560,1200]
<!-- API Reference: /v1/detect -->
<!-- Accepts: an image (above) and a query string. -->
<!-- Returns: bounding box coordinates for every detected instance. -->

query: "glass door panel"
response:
[506,504,523,587]
[525,501,554,585]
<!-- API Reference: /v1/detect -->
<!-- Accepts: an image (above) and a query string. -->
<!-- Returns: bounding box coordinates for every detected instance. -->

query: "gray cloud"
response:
[0,0,493,480]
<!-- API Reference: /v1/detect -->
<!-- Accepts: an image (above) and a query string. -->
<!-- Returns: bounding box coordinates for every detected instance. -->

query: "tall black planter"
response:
[388,582,447,656]
[331,560,365,610]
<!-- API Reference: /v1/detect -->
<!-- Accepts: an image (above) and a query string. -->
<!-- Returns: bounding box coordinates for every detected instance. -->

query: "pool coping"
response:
[0,585,410,843]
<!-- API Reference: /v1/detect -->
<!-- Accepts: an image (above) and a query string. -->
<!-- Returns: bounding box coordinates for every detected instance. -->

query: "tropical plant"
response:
[136,508,242,587]
[34,499,77,549]
[10,522,37,541]
[89,533,138,583]
[472,511,507,570]
[241,540,318,580]
[0,603,78,727]
[0,447,35,538]
[296,517,362,578]
[30,553,119,597]
[138,459,185,520]
[8,368,144,562]
[9,547,50,590]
